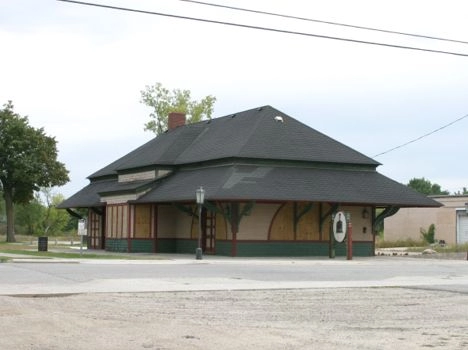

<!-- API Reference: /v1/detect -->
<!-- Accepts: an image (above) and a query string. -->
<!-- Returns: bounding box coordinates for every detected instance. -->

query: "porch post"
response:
[346,212,353,260]
[231,203,239,257]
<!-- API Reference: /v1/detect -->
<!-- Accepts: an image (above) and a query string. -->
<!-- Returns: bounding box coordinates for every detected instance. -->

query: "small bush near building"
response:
[420,224,436,244]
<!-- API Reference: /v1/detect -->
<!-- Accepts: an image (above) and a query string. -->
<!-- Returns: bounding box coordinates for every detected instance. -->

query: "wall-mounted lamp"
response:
[362,208,369,219]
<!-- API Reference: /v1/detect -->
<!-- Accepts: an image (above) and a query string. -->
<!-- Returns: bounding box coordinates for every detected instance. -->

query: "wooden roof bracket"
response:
[373,206,400,232]
[320,203,339,233]
[66,208,84,219]
[172,202,197,217]
[294,202,314,235]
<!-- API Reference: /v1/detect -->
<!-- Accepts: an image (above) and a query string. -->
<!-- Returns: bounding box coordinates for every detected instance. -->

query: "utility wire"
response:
[180,0,468,46]
[57,0,468,57]
[373,113,468,157]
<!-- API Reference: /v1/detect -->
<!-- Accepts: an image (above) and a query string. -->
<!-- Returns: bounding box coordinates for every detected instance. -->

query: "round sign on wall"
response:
[333,211,347,243]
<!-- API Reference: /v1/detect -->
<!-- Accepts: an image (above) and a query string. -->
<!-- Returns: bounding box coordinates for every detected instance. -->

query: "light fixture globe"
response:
[196,186,205,205]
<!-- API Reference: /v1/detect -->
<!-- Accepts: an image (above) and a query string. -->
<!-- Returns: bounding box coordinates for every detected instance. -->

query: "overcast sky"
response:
[1,0,468,198]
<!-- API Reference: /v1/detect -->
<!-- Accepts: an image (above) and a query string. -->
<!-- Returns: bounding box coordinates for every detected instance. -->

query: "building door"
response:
[88,209,105,249]
[202,210,216,254]
[457,211,468,244]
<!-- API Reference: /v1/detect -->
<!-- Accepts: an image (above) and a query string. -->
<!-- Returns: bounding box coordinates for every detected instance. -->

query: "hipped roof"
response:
[136,164,440,207]
[59,105,440,209]
[88,105,379,179]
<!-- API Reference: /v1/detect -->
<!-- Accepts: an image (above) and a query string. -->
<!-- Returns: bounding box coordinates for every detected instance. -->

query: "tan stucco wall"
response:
[341,206,373,242]
[157,205,177,238]
[384,196,468,244]
[237,204,373,242]
[156,203,374,242]
[238,204,281,240]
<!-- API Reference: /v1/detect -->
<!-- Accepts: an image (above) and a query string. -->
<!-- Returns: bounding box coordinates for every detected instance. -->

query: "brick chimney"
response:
[168,112,186,130]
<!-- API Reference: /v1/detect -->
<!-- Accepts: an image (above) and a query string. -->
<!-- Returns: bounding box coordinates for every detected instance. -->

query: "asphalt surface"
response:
[1,254,467,295]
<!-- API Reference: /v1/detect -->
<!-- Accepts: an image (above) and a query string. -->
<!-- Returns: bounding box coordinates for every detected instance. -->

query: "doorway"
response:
[457,211,468,244]
[202,209,216,254]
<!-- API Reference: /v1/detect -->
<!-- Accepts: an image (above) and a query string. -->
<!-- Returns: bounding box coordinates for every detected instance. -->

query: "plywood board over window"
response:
[269,203,294,240]
[106,204,128,238]
[134,204,151,238]
[269,202,325,241]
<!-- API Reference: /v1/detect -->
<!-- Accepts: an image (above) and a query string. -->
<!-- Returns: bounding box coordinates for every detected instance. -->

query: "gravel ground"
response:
[1,287,468,350]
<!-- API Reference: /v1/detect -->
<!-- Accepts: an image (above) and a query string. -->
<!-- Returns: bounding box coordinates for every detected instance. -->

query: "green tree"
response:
[0,101,69,242]
[140,82,216,135]
[453,187,468,195]
[0,190,5,223]
[63,207,88,232]
[40,189,69,236]
[407,177,449,195]
[15,194,44,235]
[15,190,69,236]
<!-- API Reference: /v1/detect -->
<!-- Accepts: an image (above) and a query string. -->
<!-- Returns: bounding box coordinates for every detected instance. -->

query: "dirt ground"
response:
[1,287,467,350]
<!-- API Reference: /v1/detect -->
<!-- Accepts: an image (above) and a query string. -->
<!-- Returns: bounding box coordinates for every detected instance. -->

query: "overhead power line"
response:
[373,113,468,157]
[57,0,468,57]
[180,0,468,46]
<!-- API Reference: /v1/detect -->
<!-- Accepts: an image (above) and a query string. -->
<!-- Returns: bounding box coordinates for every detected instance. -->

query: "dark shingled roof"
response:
[135,164,440,207]
[89,106,379,179]
[60,105,440,209]
[57,178,154,209]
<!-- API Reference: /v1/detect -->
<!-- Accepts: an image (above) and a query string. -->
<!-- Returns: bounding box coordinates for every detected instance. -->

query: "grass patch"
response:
[0,249,164,260]
[0,249,110,259]
[376,238,425,249]
[434,243,468,253]
[377,239,468,254]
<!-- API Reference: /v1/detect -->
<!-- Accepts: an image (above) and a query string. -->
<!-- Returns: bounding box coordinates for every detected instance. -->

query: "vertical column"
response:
[347,213,353,260]
[231,203,239,257]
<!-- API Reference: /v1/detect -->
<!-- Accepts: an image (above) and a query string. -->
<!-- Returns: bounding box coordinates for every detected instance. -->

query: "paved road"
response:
[1,255,468,350]
[1,255,467,295]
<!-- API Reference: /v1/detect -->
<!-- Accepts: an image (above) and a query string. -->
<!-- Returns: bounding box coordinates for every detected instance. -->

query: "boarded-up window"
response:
[269,202,330,241]
[135,204,151,238]
[269,203,294,240]
[106,204,128,238]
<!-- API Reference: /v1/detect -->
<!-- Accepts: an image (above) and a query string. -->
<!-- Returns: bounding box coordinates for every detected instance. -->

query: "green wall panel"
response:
[156,239,177,253]
[176,239,197,254]
[155,239,197,254]
[131,240,154,253]
[106,239,128,252]
[235,241,329,257]
[107,238,373,257]
[214,241,232,256]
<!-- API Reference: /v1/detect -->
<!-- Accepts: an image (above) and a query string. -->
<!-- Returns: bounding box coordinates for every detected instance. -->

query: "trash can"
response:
[38,237,48,252]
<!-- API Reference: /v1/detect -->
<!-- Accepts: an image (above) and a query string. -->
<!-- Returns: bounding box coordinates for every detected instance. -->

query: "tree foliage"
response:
[407,177,449,196]
[140,82,216,135]
[15,190,73,236]
[15,195,43,235]
[0,101,69,242]
[453,187,468,195]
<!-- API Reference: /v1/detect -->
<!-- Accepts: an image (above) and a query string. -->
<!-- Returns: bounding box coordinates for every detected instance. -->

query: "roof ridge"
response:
[238,106,278,155]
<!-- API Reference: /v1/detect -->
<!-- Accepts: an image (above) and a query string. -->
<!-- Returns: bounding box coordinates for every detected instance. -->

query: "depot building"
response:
[58,106,440,257]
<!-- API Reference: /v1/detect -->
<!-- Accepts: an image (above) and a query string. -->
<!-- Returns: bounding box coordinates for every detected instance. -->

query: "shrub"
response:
[420,224,435,244]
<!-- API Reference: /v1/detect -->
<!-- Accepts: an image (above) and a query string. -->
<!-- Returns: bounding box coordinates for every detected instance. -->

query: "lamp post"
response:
[195,186,205,260]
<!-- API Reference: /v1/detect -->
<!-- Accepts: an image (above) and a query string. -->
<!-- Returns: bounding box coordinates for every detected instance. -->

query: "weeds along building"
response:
[58,106,440,256]
[384,195,468,245]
